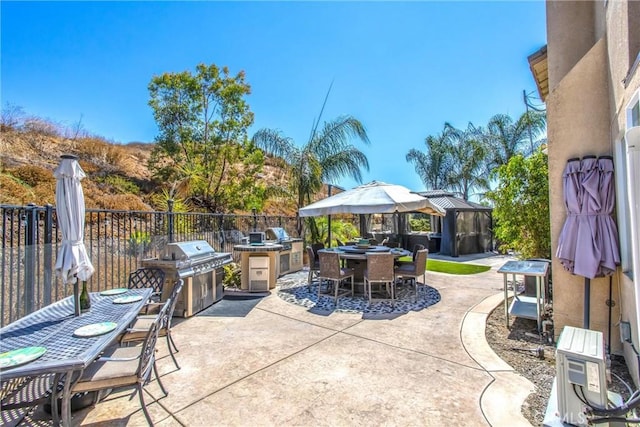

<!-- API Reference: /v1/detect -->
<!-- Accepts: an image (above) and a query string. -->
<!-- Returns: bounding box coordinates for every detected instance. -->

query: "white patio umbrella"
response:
[298,181,445,217]
[54,154,95,316]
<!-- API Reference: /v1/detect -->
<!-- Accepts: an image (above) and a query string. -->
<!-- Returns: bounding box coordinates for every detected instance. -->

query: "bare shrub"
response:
[11,165,55,187]
[32,182,56,205]
[1,103,25,131]
[77,137,126,170]
[78,160,100,174]
[97,194,151,211]
[0,174,35,204]
[63,115,90,140]
[23,117,61,137]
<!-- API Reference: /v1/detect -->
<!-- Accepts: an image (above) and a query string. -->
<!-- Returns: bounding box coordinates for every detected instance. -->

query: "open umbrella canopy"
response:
[299,181,445,217]
[54,155,94,286]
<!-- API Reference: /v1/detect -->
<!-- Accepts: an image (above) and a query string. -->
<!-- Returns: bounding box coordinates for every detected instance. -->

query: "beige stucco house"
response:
[531,0,639,381]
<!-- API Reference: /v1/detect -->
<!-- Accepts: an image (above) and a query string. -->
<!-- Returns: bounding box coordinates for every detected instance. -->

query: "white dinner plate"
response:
[73,322,117,338]
[0,346,47,369]
[100,288,128,296]
[112,295,143,304]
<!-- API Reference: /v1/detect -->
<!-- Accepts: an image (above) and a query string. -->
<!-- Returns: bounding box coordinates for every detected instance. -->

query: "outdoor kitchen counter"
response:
[233,243,284,252]
[234,243,283,292]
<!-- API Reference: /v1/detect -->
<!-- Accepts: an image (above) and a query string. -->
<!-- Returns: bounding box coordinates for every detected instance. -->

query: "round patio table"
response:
[337,245,394,254]
[319,247,411,293]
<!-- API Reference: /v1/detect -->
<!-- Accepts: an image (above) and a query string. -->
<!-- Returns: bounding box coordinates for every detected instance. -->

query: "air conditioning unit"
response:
[555,326,608,426]
[549,326,626,427]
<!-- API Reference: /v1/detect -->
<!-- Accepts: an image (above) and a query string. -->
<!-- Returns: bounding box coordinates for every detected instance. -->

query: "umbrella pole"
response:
[584,277,590,329]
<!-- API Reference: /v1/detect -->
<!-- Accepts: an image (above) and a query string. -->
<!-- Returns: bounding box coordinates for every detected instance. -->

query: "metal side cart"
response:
[498,260,549,331]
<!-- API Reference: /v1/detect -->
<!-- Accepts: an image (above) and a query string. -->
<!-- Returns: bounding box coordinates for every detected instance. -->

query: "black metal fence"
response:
[0,203,298,327]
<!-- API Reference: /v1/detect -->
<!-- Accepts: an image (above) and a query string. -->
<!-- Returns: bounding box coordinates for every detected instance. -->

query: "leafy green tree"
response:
[251,92,370,237]
[406,125,452,190]
[485,111,546,168]
[312,217,359,247]
[148,63,265,213]
[485,149,550,258]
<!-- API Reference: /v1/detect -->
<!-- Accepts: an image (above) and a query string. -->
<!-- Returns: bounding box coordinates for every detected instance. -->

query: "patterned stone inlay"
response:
[277,270,441,314]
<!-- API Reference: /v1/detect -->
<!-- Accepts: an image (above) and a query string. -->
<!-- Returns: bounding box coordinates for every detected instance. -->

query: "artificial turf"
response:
[426,258,490,274]
[397,256,491,275]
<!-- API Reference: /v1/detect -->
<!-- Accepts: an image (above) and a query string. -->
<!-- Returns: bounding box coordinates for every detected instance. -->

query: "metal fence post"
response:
[168,199,174,243]
[24,203,38,314]
[252,208,257,232]
[43,204,53,305]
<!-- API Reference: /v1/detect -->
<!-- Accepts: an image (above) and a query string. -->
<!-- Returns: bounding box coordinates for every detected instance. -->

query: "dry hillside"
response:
[0,125,299,215]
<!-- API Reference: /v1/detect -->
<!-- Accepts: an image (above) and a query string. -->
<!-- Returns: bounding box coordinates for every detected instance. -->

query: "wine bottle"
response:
[80,281,91,312]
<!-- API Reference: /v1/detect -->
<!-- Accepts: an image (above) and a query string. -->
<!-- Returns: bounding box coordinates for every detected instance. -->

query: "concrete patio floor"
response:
[41,253,536,426]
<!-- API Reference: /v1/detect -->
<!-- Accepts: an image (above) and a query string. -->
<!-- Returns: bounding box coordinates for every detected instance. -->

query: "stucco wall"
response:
[546,1,598,88]
[546,0,640,382]
[546,38,623,353]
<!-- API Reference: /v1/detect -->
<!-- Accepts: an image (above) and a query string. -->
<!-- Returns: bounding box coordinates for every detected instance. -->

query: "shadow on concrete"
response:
[197,295,265,317]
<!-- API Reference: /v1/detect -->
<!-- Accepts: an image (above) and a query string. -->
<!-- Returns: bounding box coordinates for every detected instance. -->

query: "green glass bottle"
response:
[79,281,91,312]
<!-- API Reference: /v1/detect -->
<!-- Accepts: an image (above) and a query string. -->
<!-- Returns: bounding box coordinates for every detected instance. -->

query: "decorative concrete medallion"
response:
[277,270,441,314]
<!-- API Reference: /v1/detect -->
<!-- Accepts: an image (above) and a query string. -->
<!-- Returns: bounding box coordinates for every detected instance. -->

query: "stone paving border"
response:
[461,292,536,427]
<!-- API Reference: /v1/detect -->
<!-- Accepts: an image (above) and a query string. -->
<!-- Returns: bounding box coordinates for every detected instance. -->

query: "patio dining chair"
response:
[128,267,166,305]
[306,246,321,291]
[317,251,354,304]
[363,252,397,307]
[70,299,169,426]
[120,279,184,370]
[395,249,428,302]
[1,374,59,426]
[311,242,325,257]
[397,244,425,266]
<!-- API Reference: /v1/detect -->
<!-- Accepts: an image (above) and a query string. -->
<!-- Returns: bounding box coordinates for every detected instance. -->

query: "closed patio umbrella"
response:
[556,155,620,328]
[54,154,95,316]
[556,158,582,273]
[594,156,620,277]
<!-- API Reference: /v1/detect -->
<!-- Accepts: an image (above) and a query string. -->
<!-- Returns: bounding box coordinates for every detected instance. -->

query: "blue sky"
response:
[1,1,546,192]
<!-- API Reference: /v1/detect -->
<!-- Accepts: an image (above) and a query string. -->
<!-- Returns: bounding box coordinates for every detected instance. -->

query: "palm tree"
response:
[485,111,546,168]
[251,113,370,238]
[445,123,490,201]
[406,125,453,191]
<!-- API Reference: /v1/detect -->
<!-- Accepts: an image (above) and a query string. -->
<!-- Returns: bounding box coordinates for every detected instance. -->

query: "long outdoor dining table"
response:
[0,287,152,426]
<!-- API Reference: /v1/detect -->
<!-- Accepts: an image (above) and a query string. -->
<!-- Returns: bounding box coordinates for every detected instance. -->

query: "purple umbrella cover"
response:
[573,156,601,279]
[556,158,582,272]
[594,156,620,276]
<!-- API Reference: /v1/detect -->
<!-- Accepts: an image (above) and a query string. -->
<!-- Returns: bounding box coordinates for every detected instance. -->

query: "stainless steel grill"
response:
[265,227,292,250]
[156,240,232,277]
[263,228,304,275]
[264,227,290,242]
[142,240,232,317]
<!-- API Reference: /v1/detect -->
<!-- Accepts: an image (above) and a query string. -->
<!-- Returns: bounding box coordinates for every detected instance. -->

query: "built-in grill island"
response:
[233,228,303,292]
[142,240,232,317]
[264,227,304,275]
